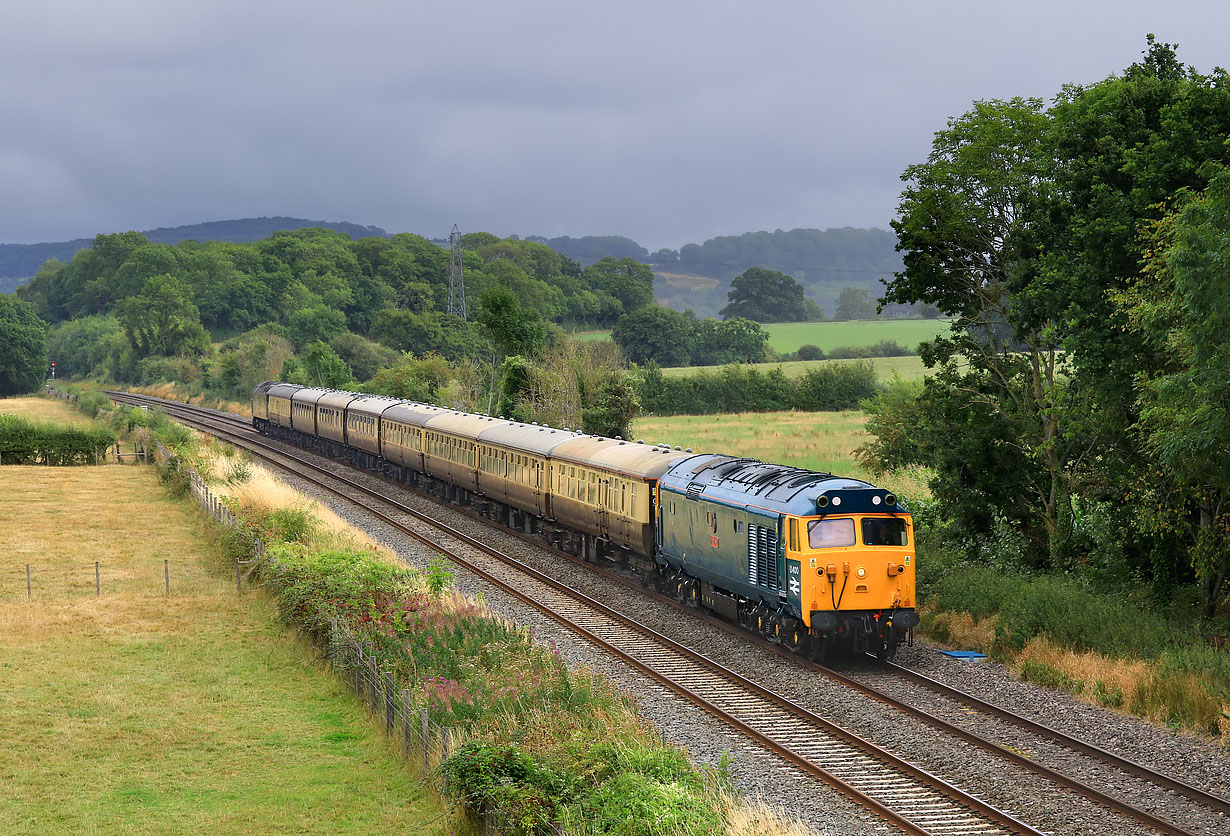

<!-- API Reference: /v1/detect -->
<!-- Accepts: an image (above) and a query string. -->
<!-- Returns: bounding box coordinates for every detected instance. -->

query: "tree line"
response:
[859,36,1230,621]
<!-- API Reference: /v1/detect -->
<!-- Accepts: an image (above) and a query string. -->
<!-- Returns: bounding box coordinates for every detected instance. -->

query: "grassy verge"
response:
[178,433,807,834]
[0,463,447,835]
[631,410,929,498]
[917,545,1230,742]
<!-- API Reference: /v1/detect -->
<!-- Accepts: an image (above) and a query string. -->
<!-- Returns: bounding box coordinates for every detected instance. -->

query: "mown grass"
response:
[0,463,451,835]
[630,410,929,498]
[0,395,100,428]
[662,354,930,382]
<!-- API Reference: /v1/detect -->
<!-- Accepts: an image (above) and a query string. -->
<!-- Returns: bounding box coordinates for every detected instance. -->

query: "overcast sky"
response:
[1,2,1226,250]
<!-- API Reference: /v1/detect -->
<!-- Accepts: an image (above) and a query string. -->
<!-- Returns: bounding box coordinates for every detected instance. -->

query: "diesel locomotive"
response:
[252,381,919,660]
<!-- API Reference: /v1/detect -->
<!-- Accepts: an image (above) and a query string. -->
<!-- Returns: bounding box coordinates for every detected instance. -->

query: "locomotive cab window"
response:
[808,518,856,549]
[862,517,908,547]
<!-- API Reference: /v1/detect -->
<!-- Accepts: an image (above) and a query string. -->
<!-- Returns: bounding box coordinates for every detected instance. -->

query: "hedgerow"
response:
[0,413,115,465]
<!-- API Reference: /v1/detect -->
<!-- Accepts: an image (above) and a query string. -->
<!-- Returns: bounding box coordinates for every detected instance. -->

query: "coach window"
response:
[789,518,800,551]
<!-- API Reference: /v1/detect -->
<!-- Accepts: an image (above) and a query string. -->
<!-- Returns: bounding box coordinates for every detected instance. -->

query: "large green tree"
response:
[115,273,210,359]
[0,295,49,396]
[1117,170,1230,617]
[719,267,820,322]
[611,305,693,366]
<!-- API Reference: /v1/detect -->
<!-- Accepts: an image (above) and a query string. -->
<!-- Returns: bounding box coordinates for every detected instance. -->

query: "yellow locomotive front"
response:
[787,506,918,659]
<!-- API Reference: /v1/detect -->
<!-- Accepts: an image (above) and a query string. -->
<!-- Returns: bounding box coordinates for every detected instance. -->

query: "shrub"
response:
[0,414,116,465]
[827,344,872,359]
[795,344,826,361]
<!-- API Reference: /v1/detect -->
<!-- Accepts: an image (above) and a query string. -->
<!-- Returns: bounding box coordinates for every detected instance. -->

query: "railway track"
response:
[108,392,1223,836]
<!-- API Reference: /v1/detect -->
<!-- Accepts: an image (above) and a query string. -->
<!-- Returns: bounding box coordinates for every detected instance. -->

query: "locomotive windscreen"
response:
[861,518,908,547]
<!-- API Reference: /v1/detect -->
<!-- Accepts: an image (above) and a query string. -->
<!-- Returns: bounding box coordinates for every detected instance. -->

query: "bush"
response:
[639,361,877,415]
[0,414,116,465]
[795,344,826,361]
[827,345,872,359]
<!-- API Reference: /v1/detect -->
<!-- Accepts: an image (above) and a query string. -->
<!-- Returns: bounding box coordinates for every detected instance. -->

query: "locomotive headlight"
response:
[856,566,866,579]
[872,495,882,505]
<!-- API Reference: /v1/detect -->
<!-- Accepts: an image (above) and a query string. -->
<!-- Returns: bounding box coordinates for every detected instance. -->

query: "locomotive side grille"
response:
[748,524,779,592]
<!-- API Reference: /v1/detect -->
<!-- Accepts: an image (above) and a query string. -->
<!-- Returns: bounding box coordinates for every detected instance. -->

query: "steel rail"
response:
[109,391,1046,836]
[110,392,1218,836]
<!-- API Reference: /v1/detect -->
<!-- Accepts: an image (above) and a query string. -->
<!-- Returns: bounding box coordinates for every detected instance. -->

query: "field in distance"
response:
[662,354,929,381]
[572,318,950,353]
[630,410,928,498]
[0,416,442,835]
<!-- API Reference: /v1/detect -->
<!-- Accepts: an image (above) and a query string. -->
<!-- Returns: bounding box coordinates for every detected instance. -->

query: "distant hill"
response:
[0,216,390,289]
[524,235,649,267]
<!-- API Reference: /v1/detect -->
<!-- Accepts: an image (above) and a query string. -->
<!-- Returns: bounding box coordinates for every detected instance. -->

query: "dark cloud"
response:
[1,1,1226,249]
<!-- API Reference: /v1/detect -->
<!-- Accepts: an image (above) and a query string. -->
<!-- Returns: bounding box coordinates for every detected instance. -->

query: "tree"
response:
[582,257,655,315]
[690,317,769,365]
[611,305,693,366]
[834,287,876,320]
[1116,171,1230,618]
[720,267,818,322]
[0,295,49,396]
[476,285,547,359]
[330,332,399,382]
[581,372,640,440]
[115,273,210,359]
[286,305,346,349]
[882,97,1086,566]
[300,341,355,388]
[365,352,452,402]
[45,315,122,378]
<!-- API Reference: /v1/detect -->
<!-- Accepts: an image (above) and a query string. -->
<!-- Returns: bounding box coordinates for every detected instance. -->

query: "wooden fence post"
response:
[440,727,450,794]
[401,689,411,760]
[384,673,395,736]
[235,558,242,594]
[164,559,170,598]
[95,561,100,596]
[26,564,31,600]
[421,708,429,774]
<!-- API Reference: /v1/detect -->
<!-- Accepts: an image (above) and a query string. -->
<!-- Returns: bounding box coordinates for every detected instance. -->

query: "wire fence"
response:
[181,445,508,822]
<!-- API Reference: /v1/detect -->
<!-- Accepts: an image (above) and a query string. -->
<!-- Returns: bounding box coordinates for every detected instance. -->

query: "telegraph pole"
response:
[448,224,467,320]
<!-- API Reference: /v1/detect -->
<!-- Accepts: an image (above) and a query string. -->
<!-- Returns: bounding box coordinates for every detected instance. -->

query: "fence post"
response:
[401,689,411,760]
[95,561,100,596]
[369,657,379,713]
[26,564,31,600]
[385,673,395,736]
[164,559,170,598]
[421,708,429,774]
[440,727,450,794]
[235,558,242,594]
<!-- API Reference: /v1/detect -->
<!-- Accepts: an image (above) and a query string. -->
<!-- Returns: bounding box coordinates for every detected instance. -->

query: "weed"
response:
[427,556,454,594]
[1018,659,1085,694]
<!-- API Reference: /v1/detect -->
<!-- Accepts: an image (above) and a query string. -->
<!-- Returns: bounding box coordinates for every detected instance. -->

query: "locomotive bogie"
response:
[249,381,917,660]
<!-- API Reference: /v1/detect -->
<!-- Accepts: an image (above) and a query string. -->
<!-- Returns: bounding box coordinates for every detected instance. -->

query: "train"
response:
[252,381,919,660]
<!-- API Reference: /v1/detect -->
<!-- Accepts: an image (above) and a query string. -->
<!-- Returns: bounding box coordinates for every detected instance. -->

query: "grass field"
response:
[570,318,950,353]
[631,410,929,498]
[0,461,446,835]
[0,394,100,427]
[662,354,929,382]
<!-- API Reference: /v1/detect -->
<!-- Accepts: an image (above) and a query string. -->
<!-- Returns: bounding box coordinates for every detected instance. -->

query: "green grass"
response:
[0,464,449,836]
[569,319,950,353]
[761,319,949,353]
[630,410,929,498]
[662,354,930,382]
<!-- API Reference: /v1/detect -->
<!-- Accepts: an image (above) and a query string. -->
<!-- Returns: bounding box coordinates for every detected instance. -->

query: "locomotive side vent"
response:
[748,524,779,592]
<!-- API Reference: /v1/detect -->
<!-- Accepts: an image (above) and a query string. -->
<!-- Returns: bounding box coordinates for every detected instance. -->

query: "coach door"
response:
[596,476,610,536]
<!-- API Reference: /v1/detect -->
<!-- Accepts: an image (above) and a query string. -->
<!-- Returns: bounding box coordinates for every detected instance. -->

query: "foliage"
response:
[611,305,693,366]
[45,315,122,379]
[299,341,355,388]
[0,294,50,396]
[580,372,640,440]
[719,266,821,323]
[329,332,398,382]
[364,352,452,402]
[0,413,116,465]
[640,361,877,416]
[477,285,549,359]
[833,286,876,320]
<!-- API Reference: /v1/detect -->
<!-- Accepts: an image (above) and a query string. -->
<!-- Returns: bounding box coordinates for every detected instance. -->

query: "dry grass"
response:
[921,609,998,652]
[724,799,817,836]
[0,395,100,428]
[0,463,449,835]
[129,382,252,418]
[632,410,930,498]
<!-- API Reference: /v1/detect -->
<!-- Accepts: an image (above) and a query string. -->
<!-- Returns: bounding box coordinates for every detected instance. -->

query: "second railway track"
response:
[109,392,1227,836]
